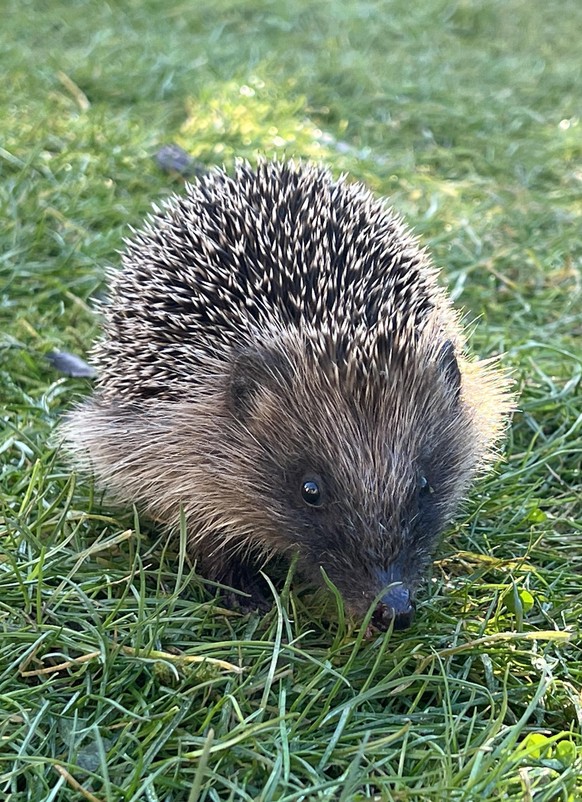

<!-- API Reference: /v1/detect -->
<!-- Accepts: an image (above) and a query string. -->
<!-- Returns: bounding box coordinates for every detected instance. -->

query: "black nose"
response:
[372,585,415,631]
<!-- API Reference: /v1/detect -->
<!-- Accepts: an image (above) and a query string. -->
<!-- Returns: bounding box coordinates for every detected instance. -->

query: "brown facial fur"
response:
[62,161,513,626]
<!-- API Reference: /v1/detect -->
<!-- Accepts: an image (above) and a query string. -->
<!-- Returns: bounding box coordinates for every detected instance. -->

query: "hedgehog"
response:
[62,160,512,630]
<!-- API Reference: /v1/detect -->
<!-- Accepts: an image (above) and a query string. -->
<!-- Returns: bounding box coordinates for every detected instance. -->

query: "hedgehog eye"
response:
[418,475,434,496]
[301,478,323,507]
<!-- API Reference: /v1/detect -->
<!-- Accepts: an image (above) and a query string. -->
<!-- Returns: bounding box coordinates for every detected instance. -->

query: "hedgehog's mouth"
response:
[370,584,416,632]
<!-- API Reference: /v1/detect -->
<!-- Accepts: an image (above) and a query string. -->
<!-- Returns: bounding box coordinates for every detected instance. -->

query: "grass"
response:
[1,0,581,799]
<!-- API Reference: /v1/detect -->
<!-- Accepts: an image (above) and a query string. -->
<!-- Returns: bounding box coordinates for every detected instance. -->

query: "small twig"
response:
[20,651,101,677]
[415,629,572,674]
[122,646,243,674]
[57,71,90,110]
[20,646,242,677]
[54,765,104,802]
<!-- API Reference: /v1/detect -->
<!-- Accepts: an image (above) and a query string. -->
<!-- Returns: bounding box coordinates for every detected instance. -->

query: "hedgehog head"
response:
[195,318,505,629]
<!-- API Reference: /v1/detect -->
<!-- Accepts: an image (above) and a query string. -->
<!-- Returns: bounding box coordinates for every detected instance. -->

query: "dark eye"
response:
[301,478,323,507]
[418,475,434,496]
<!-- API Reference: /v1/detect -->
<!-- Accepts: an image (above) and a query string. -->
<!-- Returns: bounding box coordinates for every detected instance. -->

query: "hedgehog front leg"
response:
[195,551,273,613]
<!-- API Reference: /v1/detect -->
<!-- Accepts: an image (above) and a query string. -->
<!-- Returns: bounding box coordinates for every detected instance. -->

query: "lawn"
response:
[1,0,581,800]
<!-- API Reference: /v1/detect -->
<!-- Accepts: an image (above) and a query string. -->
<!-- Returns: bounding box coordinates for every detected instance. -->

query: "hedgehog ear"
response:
[438,340,461,401]
[227,347,289,421]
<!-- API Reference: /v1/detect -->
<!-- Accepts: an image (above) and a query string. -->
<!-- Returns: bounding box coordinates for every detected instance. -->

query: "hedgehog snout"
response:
[372,586,416,631]
[371,563,416,631]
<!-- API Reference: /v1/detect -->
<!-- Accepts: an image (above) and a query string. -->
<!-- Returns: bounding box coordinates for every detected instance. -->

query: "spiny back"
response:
[94,161,452,400]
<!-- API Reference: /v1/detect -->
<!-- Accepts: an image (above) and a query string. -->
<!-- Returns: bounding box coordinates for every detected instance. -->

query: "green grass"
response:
[1,0,581,799]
